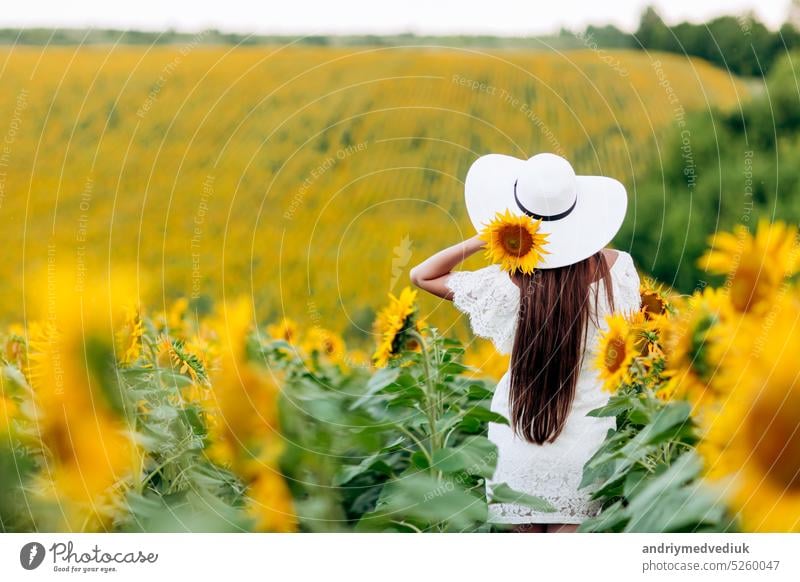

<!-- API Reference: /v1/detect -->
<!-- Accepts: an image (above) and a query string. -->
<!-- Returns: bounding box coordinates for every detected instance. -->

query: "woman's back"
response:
[444,249,641,524]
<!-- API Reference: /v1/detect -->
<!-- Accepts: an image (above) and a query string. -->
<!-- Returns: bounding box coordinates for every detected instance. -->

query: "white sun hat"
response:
[464,152,628,269]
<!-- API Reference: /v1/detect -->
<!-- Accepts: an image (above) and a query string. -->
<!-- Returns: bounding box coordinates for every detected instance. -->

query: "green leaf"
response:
[384,387,427,409]
[440,361,470,375]
[488,483,556,513]
[456,416,483,434]
[623,452,724,532]
[434,411,462,434]
[442,337,464,348]
[578,499,628,532]
[179,406,207,439]
[462,405,509,426]
[431,436,497,478]
[348,366,400,410]
[148,404,179,422]
[590,403,693,487]
[334,453,396,486]
[587,395,635,418]
[579,428,632,489]
[410,450,430,470]
[635,402,692,447]
[267,339,293,351]
[379,436,407,452]
[363,473,487,530]
[466,382,494,401]
[622,468,650,498]
[627,403,653,425]
[122,488,247,533]
[157,369,195,389]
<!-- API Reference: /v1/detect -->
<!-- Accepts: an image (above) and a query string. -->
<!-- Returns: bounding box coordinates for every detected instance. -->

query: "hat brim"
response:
[464,154,627,269]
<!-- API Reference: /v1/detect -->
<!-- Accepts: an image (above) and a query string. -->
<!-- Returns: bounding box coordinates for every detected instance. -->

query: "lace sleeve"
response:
[445,265,520,355]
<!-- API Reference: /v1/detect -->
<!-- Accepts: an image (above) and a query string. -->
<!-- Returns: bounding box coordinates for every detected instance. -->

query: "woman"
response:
[410,153,641,532]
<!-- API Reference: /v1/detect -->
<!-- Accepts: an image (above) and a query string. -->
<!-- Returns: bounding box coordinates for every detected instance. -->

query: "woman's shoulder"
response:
[606,249,633,272]
[605,250,641,311]
[599,249,635,284]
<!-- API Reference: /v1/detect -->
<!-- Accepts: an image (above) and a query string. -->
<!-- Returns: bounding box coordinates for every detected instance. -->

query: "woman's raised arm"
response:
[409,235,485,300]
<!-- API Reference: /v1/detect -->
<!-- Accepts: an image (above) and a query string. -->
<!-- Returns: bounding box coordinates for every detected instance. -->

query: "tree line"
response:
[2,6,799,77]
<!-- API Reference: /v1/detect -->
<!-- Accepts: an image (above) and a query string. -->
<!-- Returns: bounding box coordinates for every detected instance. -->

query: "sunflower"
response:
[267,317,298,344]
[698,291,800,531]
[595,312,638,392]
[639,276,671,319]
[24,287,141,531]
[205,297,278,468]
[479,209,550,274]
[644,310,676,355]
[246,469,299,533]
[653,380,677,402]
[372,286,419,367]
[184,323,219,374]
[699,218,800,314]
[157,335,209,385]
[204,297,297,531]
[662,288,734,411]
[116,303,144,365]
[205,362,283,472]
[19,263,143,531]
[611,309,671,391]
[180,381,213,411]
[303,327,346,363]
[624,308,652,356]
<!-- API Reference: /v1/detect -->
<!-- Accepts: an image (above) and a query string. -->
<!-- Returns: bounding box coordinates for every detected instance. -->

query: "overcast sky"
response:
[1,0,793,35]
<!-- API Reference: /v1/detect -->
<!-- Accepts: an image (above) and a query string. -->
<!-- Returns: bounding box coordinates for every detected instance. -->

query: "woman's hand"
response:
[409,234,485,300]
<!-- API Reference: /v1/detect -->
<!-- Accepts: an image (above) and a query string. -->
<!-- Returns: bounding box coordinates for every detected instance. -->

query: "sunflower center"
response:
[748,389,800,492]
[604,336,627,373]
[499,224,533,257]
[642,292,666,318]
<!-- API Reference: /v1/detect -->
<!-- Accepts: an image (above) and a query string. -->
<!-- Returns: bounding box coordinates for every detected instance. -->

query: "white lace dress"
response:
[445,251,641,524]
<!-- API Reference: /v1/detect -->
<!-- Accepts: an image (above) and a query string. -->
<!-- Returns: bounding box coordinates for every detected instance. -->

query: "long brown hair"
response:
[509,251,615,444]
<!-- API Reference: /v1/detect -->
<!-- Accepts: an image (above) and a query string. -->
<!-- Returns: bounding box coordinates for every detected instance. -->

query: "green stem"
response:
[431,333,444,420]
[442,417,466,449]
[139,445,192,490]
[409,330,441,475]
[398,425,432,465]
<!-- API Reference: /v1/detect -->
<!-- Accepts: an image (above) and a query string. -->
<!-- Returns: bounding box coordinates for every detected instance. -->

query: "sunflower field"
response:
[0,45,744,348]
[1,218,798,532]
[1,43,796,533]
